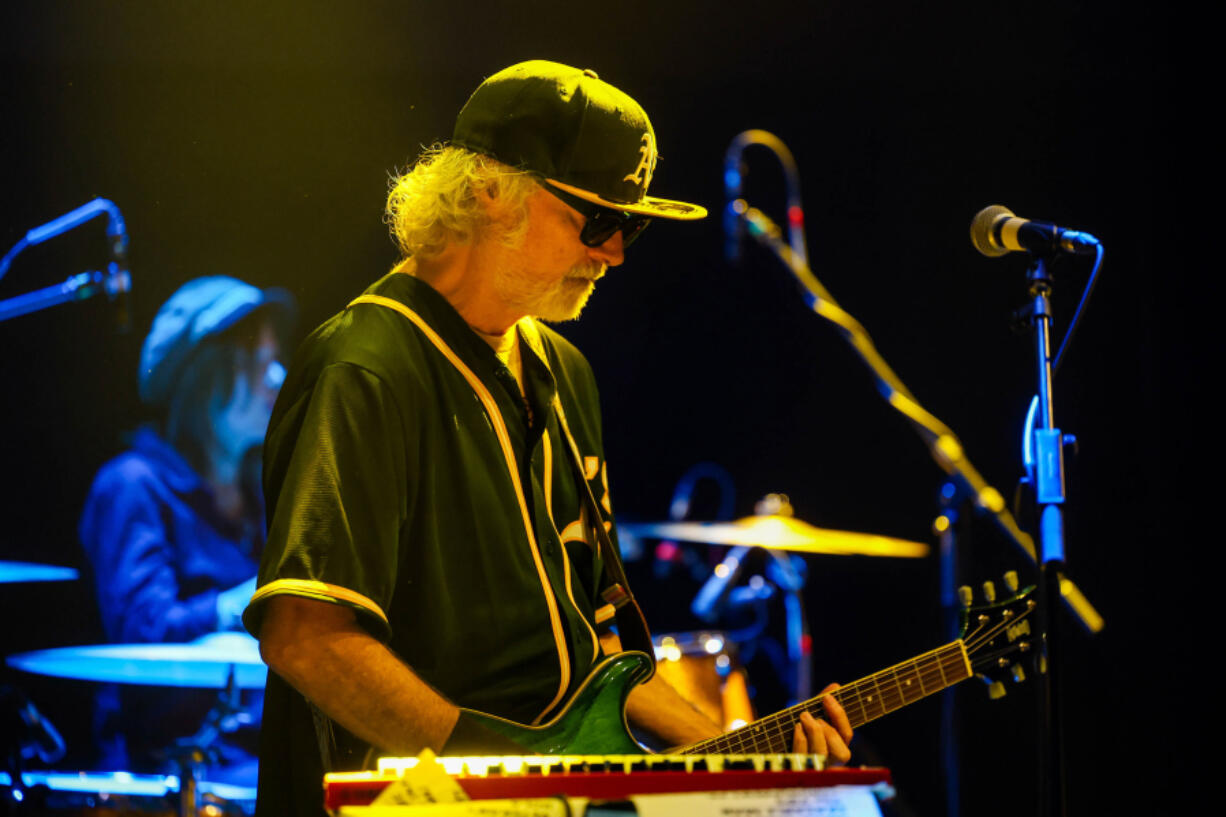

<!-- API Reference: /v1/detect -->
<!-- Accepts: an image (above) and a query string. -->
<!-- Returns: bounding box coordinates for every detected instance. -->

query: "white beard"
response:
[494,261,605,323]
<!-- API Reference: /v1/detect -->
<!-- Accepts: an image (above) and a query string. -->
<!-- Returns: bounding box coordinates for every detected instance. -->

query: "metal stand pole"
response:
[935,481,962,817]
[1025,257,1068,817]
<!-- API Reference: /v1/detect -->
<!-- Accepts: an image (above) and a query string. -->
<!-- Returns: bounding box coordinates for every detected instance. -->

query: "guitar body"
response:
[461,651,654,755]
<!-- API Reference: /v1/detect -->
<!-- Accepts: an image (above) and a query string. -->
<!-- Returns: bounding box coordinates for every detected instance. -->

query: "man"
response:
[243,61,851,816]
[80,275,292,782]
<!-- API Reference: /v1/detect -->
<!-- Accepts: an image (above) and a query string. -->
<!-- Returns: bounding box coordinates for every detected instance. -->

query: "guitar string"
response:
[698,646,965,753]
[825,602,1036,730]
[964,601,1037,654]
[686,643,969,754]
[694,604,1032,754]
[684,601,1035,755]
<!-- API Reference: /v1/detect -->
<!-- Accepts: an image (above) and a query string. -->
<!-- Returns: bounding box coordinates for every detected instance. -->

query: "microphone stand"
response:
[1022,255,1070,817]
[0,198,131,326]
[933,481,964,817]
[737,205,1043,565]
[733,204,1103,817]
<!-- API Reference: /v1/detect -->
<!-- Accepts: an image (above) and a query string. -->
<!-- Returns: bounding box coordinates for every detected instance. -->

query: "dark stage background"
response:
[2,3,1188,816]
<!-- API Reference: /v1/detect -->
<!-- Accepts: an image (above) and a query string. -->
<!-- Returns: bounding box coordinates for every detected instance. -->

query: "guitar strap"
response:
[519,320,656,669]
[550,394,655,663]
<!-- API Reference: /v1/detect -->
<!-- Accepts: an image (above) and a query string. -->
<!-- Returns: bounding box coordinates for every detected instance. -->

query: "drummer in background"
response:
[79,276,294,784]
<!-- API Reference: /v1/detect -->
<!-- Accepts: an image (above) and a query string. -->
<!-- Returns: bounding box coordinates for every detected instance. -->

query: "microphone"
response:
[106,218,132,333]
[722,130,807,266]
[970,205,1099,258]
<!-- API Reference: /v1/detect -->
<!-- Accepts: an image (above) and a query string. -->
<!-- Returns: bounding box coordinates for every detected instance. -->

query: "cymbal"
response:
[6,632,266,689]
[618,516,929,558]
[0,560,79,583]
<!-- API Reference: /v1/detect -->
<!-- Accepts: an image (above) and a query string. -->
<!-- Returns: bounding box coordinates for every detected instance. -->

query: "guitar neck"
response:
[682,640,972,755]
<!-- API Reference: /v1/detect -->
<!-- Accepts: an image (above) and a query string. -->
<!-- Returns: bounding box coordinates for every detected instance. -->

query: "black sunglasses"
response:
[540,182,651,248]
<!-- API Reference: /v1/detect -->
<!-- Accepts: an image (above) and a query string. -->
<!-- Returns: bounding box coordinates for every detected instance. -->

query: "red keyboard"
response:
[324,754,892,810]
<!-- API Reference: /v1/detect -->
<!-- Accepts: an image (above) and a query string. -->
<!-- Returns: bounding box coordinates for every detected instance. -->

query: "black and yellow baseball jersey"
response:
[244,272,618,814]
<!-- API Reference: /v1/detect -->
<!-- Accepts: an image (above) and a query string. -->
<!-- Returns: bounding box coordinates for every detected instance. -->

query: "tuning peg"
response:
[982,580,997,604]
[1003,571,1019,594]
[1011,663,1026,684]
[974,673,1007,699]
[958,585,973,608]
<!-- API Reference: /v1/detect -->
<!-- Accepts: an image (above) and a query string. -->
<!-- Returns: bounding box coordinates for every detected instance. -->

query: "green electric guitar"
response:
[464,576,1036,755]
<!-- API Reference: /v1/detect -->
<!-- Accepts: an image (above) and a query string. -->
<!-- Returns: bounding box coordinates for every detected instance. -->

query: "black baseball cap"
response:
[452,60,707,221]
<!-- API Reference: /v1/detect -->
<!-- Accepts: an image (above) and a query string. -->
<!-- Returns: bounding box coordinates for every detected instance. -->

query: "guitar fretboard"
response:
[682,640,971,755]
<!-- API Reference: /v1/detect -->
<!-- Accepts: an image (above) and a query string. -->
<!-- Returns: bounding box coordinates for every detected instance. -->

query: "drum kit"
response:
[2,563,264,816]
[1,510,927,815]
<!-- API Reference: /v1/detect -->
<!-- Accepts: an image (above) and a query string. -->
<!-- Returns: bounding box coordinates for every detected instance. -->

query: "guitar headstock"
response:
[958,571,1037,700]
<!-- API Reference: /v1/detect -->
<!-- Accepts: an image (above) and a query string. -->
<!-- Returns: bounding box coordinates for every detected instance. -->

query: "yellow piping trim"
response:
[542,432,554,522]
[251,579,388,625]
[349,294,570,723]
[545,177,708,220]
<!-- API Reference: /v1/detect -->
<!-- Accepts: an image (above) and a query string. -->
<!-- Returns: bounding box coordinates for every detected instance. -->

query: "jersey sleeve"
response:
[244,362,410,641]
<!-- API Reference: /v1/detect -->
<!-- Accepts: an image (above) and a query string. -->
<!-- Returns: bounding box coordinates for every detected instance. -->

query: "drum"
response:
[0,769,255,815]
[651,631,755,730]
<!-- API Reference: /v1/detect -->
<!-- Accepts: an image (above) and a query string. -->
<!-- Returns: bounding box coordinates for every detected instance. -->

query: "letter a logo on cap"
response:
[623,132,658,193]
